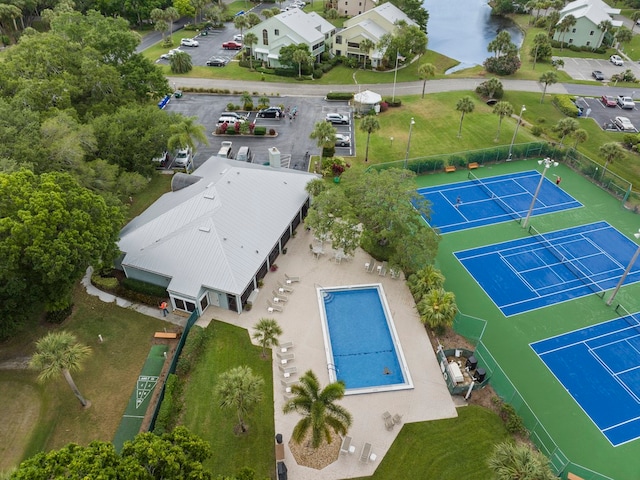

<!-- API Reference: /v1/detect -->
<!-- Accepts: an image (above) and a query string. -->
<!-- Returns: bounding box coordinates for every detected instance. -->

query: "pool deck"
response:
[197,228,458,479]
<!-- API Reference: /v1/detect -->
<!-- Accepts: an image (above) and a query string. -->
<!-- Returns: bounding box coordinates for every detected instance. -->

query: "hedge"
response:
[326,92,354,100]
[254,126,267,135]
[551,94,580,118]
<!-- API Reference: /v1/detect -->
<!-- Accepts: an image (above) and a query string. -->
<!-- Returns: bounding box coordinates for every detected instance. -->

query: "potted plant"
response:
[270,264,278,272]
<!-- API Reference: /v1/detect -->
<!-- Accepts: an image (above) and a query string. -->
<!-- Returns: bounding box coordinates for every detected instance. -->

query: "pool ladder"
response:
[315,283,333,302]
[327,363,339,375]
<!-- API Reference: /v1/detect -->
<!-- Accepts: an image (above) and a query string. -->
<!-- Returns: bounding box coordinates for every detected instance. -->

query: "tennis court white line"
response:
[498,251,539,294]
[588,347,640,403]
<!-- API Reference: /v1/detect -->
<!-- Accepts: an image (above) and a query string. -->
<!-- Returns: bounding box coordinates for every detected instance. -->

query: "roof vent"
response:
[206,182,214,188]
[199,226,211,233]
[220,168,228,175]
[204,192,215,200]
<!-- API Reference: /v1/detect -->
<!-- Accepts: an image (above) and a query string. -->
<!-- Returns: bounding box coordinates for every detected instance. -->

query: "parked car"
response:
[206,57,228,67]
[236,146,253,162]
[222,41,243,50]
[160,48,181,60]
[591,70,605,81]
[610,54,624,66]
[233,34,244,42]
[614,116,637,132]
[218,141,234,158]
[221,112,248,120]
[174,147,192,167]
[326,113,349,124]
[601,95,617,107]
[180,38,199,47]
[617,95,635,109]
[258,107,283,118]
[335,134,351,147]
[152,151,168,164]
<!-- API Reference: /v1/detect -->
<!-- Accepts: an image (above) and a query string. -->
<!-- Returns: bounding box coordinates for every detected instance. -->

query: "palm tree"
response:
[572,128,588,149]
[539,70,557,103]
[599,142,625,182]
[417,62,435,99]
[293,49,311,78]
[632,11,640,33]
[262,8,274,19]
[407,265,445,302]
[234,14,250,41]
[488,441,557,480]
[597,19,612,48]
[417,288,458,334]
[244,32,258,70]
[455,96,475,138]
[283,370,352,449]
[360,116,380,162]
[359,38,375,69]
[546,10,560,35]
[558,14,576,49]
[164,7,180,38]
[310,120,337,157]
[246,12,261,27]
[29,331,92,407]
[493,101,514,141]
[553,118,579,146]
[252,318,282,358]
[150,8,168,42]
[615,27,633,51]
[170,51,192,74]
[167,116,209,153]
[215,366,264,433]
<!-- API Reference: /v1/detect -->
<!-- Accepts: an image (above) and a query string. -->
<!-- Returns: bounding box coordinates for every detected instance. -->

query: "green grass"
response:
[127,173,173,221]
[181,321,275,479]
[353,406,509,480]
[0,286,167,470]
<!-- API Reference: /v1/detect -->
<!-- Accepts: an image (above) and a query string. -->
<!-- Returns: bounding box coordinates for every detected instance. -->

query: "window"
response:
[275,29,279,35]
[336,35,342,44]
[262,29,268,45]
[586,41,591,46]
[569,38,573,44]
[348,41,359,48]
[590,30,594,36]
[174,298,196,312]
[199,293,209,312]
[359,1,361,4]
[336,49,341,56]
[572,28,576,33]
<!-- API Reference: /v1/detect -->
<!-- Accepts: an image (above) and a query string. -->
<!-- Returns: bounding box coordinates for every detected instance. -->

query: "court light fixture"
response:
[522,157,558,229]
[404,117,415,169]
[606,228,640,306]
[507,105,526,161]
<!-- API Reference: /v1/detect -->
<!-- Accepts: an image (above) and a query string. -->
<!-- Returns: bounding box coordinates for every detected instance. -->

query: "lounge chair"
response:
[340,435,352,454]
[279,365,297,377]
[277,281,294,293]
[382,411,394,430]
[377,261,388,277]
[277,352,295,364]
[365,259,376,273]
[285,273,300,283]
[279,341,294,352]
[280,378,297,388]
[359,443,372,462]
[393,413,403,425]
[267,300,284,313]
[272,290,289,302]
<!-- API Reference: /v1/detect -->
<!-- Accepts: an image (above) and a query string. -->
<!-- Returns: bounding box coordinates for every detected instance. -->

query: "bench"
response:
[468,162,479,170]
[445,165,456,173]
[154,332,178,339]
[567,474,585,480]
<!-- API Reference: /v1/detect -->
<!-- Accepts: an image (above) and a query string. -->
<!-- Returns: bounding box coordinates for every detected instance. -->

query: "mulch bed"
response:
[288,430,341,470]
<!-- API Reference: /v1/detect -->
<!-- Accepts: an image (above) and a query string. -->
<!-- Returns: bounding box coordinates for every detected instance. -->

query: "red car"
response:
[601,95,617,107]
[222,41,243,50]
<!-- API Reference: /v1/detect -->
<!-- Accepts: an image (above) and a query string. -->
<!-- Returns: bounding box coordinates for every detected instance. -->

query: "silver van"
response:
[236,146,253,162]
[217,141,234,158]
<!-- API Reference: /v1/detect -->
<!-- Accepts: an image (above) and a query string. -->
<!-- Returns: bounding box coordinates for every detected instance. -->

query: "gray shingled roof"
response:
[119,158,317,297]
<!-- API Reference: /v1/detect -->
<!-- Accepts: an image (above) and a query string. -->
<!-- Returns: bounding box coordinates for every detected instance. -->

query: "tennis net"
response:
[467,171,520,221]
[528,225,602,294]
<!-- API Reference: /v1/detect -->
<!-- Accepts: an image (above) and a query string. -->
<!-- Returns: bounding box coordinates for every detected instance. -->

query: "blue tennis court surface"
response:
[532,312,640,446]
[455,221,640,316]
[418,171,582,233]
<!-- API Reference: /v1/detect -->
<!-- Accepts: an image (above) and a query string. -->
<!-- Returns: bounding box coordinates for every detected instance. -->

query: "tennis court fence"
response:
[455,312,614,480]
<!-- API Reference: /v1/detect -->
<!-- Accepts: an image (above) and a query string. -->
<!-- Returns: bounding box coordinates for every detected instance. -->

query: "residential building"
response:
[329,0,377,18]
[246,9,336,68]
[553,0,622,49]
[332,2,417,68]
[117,159,316,315]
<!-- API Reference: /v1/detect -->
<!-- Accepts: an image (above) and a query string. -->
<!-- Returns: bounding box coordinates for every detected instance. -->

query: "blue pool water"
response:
[318,285,412,394]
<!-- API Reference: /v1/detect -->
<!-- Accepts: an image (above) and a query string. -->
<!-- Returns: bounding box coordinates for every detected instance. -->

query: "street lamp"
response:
[522,157,558,229]
[508,105,526,161]
[607,229,640,306]
[404,117,415,169]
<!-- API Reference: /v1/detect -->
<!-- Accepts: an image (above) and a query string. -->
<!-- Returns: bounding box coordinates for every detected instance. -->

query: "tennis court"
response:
[455,221,640,317]
[531,311,640,446]
[417,171,582,233]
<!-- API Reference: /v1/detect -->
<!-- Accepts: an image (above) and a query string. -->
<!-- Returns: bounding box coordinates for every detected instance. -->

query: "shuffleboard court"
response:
[417,171,582,233]
[113,344,168,451]
[531,312,640,446]
[455,221,640,316]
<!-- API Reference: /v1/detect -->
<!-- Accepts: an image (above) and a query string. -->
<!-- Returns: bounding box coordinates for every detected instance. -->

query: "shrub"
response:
[475,79,504,99]
[385,98,402,107]
[176,325,211,376]
[46,305,73,324]
[243,102,254,111]
[483,54,521,75]
[226,103,237,111]
[254,126,267,135]
[274,67,297,77]
[269,128,276,135]
[326,92,354,100]
[531,125,545,136]
[121,277,168,297]
[499,402,528,436]
[551,94,580,117]
[313,68,323,79]
[379,101,389,112]
[322,146,336,157]
[154,374,183,434]
[91,274,119,290]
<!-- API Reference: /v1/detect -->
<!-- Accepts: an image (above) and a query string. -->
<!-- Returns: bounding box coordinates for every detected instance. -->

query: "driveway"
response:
[556,55,640,84]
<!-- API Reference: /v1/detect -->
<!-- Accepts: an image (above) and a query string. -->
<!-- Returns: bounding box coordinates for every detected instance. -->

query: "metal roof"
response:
[119,159,317,297]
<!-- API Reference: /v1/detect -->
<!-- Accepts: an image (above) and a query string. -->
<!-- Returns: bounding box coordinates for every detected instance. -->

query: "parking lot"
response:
[574,95,640,133]
[163,94,354,170]
[557,55,640,83]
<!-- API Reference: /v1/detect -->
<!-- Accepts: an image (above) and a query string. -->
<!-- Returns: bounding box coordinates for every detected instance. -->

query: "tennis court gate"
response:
[453,313,615,480]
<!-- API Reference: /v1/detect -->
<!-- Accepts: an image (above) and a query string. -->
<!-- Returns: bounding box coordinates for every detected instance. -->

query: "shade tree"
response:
[215,366,264,433]
[252,318,282,359]
[539,70,558,103]
[359,115,380,162]
[488,441,556,480]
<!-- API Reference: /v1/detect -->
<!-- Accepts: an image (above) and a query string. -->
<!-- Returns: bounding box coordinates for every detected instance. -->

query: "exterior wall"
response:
[122,265,171,288]
[333,26,371,62]
[553,17,600,47]
[336,0,373,17]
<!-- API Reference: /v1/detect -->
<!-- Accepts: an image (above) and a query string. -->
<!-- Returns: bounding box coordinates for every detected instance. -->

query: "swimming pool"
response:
[317,284,413,395]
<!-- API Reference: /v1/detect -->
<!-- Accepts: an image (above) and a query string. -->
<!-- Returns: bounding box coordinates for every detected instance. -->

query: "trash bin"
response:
[277,461,288,480]
[174,90,183,98]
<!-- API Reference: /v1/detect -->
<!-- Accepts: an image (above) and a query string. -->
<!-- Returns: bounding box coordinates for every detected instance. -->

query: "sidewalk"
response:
[81,267,187,328]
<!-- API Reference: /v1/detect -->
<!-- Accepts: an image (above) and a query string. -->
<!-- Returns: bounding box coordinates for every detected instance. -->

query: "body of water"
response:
[423,0,524,73]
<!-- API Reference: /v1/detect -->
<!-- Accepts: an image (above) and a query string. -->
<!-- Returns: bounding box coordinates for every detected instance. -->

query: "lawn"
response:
[0,286,167,472]
[353,406,509,480]
[181,321,275,479]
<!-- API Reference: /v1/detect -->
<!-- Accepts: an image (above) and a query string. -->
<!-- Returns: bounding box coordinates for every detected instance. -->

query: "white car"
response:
[180,38,199,47]
[174,147,192,167]
[610,54,624,66]
[335,134,351,147]
[233,34,244,42]
[152,151,168,163]
[614,116,637,132]
[160,48,181,60]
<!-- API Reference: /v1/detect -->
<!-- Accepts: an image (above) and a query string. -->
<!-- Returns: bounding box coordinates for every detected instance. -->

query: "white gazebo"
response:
[353,89,382,114]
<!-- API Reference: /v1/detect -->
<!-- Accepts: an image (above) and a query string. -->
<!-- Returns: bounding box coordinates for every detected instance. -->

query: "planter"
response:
[334,176,341,183]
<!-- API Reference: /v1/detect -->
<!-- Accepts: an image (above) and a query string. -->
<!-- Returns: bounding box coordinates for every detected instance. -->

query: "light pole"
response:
[522,157,558,229]
[607,229,640,306]
[404,117,415,169]
[392,49,400,103]
[508,105,526,161]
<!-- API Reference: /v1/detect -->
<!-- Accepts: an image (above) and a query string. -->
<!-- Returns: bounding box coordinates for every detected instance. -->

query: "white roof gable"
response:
[344,2,417,29]
[274,9,329,43]
[559,0,621,26]
[119,159,317,297]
